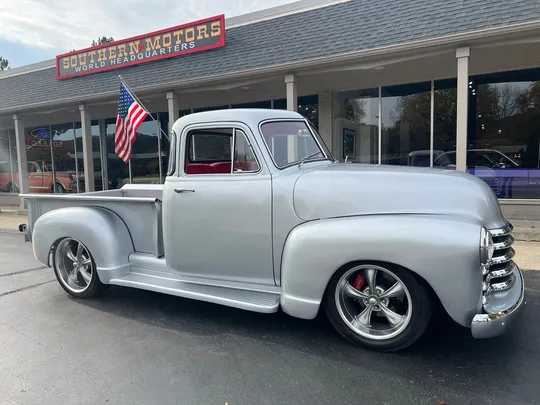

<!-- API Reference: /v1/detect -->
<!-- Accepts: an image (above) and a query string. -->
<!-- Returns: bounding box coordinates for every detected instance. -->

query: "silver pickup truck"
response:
[19,109,525,352]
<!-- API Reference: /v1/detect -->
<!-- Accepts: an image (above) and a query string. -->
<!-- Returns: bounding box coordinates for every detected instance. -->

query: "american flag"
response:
[115,82,149,163]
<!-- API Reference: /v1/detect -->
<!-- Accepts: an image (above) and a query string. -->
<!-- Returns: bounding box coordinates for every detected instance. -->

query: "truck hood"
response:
[293,163,507,229]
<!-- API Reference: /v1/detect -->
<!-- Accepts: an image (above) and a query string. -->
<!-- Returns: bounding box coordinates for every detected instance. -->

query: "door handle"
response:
[174,188,195,193]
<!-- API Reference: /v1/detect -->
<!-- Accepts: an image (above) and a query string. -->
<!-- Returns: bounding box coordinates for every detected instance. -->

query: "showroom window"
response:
[466,68,540,199]
[381,82,432,166]
[335,88,380,163]
[0,129,17,193]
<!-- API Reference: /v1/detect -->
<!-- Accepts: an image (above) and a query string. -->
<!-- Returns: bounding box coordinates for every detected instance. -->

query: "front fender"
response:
[32,206,134,283]
[280,214,483,327]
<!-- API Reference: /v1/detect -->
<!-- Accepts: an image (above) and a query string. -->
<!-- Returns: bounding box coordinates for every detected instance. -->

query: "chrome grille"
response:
[483,223,516,296]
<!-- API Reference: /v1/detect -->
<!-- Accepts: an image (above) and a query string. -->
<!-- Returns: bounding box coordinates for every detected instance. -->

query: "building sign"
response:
[26,128,67,150]
[56,15,225,80]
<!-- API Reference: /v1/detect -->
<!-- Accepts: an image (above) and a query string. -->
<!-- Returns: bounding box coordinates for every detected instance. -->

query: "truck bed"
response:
[20,184,164,257]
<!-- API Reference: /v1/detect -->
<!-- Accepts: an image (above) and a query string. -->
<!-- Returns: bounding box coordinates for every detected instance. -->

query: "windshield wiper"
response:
[298,151,323,168]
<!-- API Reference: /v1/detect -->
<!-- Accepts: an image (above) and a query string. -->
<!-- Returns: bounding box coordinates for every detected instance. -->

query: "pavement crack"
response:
[0,280,55,298]
[0,266,48,277]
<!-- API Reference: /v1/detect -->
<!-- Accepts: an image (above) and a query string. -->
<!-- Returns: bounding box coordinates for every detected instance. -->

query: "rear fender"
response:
[280,214,483,327]
[32,206,134,283]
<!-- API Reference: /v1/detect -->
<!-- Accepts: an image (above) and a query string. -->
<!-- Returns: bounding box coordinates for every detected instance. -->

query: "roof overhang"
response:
[2,18,540,116]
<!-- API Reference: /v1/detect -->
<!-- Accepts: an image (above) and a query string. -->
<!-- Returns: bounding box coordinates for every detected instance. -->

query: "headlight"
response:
[480,227,494,265]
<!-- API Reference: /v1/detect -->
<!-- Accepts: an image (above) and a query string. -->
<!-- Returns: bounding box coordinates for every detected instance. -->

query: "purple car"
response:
[408,149,540,199]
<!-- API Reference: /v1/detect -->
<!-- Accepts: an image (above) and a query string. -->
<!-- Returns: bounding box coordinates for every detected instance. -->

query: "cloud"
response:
[0,0,296,52]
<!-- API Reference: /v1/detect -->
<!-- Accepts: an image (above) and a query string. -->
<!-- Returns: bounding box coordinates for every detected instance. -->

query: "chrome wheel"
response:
[335,264,412,340]
[54,238,93,293]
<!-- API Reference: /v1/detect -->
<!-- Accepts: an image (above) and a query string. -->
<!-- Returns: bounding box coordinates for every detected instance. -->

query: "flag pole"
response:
[128,160,132,184]
[118,75,170,141]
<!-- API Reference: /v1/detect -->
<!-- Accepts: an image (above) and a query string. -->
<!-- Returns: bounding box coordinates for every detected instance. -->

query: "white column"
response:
[285,74,298,111]
[79,104,95,192]
[13,114,28,204]
[318,90,334,154]
[166,91,179,133]
[285,74,298,162]
[456,47,470,172]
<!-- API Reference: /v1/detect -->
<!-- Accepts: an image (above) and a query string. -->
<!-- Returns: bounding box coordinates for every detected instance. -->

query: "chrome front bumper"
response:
[471,223,526,339]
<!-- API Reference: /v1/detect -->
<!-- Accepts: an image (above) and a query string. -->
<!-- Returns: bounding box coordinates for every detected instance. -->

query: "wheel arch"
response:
[32,206,134,283]
[279,214,484,327]
[319,259,441,310]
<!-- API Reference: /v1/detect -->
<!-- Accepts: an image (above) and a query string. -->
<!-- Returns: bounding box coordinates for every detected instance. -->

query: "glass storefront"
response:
[0,129,17,193]
[335,67,540,199]
[335,88,379,163]
[381,82,431,166]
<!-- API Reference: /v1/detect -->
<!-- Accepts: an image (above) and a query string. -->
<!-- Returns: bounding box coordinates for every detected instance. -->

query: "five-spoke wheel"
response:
[52,238,105,298]
[325,263,432,351]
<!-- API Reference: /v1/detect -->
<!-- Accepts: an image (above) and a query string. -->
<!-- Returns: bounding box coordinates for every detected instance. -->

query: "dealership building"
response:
[1,0,540,216]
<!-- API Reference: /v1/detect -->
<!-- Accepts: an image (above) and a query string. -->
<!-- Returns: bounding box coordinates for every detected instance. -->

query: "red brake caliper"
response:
[353,273,366,291]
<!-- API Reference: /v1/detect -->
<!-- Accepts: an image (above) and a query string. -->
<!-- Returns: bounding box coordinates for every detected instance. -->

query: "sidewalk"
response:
[1,207,538,270]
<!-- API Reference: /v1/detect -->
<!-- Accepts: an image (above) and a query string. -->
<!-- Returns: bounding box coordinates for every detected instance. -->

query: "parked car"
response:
[0,160,106,193]
[408,149,540,199]
[0,160,77,193]
[18,109,525,352]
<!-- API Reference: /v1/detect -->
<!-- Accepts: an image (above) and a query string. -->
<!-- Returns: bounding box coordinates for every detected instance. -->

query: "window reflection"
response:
[51,123,77,193]
[0,129,17,193]
[335,88,379,163]
[467,71,540,199]
[105,118,128,189]
[25,124,78,194]
[381,82,431,166]
[432,79,457,169]
[129,115,160,185]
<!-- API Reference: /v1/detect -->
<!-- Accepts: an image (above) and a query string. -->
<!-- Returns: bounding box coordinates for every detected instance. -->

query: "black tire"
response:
[324,262,432,352]
[53,183,65,194]
[7,182,19,193]
[51,238,107,298]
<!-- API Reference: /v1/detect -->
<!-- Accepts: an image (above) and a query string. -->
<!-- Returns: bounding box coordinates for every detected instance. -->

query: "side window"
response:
[184,128,259,175]
[233,129,260,173]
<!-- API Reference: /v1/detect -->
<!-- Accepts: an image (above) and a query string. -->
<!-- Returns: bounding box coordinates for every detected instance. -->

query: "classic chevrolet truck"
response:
[18,109,525,352]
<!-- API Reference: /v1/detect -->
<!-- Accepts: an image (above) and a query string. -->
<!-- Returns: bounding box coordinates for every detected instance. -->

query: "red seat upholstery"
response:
[210,162,232,174]
[185,163,215,174]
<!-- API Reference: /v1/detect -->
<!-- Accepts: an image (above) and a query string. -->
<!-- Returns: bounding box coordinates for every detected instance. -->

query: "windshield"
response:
[260,120,331,168]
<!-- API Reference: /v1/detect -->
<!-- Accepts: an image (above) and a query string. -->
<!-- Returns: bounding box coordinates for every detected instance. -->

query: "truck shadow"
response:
[72,271,539,400]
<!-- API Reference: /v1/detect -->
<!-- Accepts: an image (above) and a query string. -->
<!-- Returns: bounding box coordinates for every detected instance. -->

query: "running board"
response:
[108,272,280,313]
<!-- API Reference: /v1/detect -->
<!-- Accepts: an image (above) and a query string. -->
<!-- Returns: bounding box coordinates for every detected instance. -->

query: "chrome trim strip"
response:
[490,248,515,265]
[489,222,513,237]
[484,272,516,294]
[484,262,516,284]
[493,234,514,250]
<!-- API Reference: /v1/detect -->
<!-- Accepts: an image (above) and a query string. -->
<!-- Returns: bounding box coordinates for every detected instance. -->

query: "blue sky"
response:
[0,0,296,68]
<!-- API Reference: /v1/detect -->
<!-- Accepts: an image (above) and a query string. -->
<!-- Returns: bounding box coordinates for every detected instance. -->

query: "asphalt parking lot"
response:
[0,231,539,405]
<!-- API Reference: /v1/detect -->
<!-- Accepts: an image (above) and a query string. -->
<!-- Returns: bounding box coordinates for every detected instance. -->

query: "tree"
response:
[298,103,319,129]
[0,57,9,71]
[91,36,115,47]
[69,36,115,52]
[345,99,367,122]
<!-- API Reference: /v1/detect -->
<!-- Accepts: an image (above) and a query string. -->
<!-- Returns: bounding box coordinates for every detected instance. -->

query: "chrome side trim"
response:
[489,223,513,237]
[490,248,515,265]
[484,262,516,283]
[483,271,516,293]
[493,234,514,250]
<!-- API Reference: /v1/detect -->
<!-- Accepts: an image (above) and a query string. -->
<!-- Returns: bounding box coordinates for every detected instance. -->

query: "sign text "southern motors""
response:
[56,15,225,79]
